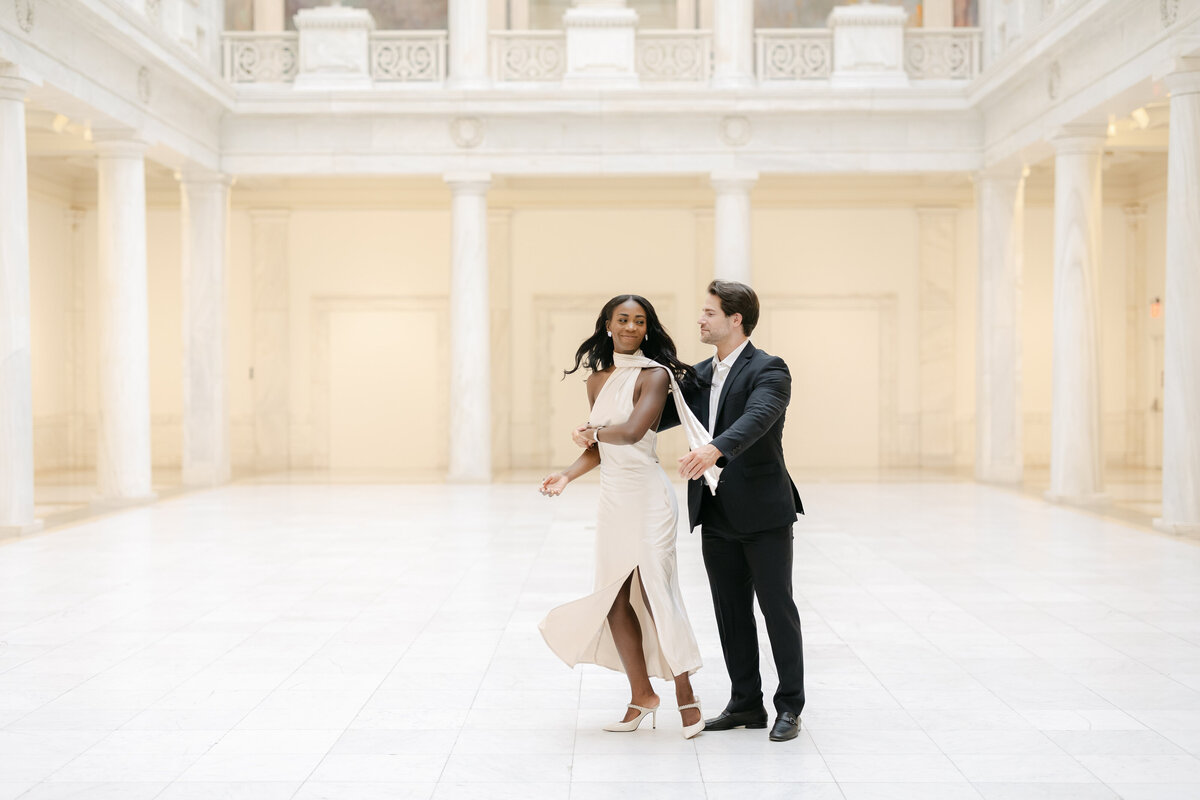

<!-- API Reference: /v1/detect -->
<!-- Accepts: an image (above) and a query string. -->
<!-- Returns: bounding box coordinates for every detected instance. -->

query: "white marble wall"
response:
[1156,62,1200,534]
[918,207,957,467]
[1047,129,1106,506]
[975,165,1026,483]
[181,173,231,487]
[446,174,492,483]
[1123,202,1148,468]
[251,210,291,472]
[0,65,40,536]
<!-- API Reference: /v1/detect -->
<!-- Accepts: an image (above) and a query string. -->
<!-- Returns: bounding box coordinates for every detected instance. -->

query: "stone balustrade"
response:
[220,27,982,86]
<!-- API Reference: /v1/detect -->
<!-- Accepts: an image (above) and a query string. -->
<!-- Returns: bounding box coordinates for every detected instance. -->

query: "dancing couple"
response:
[538,280,806,742]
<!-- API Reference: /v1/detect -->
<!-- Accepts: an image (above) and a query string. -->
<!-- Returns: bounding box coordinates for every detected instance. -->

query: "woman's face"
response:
[606,300,648,354]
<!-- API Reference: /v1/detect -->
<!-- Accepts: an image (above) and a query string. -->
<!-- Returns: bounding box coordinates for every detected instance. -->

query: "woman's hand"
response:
[539,472,570,497]
[572,424,595,449]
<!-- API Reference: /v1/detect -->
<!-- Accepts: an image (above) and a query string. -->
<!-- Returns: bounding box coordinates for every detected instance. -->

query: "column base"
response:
[1153,518,1200,536]
[91,493,158,511]
[1043,490,1109,508]
[0,520,45,540]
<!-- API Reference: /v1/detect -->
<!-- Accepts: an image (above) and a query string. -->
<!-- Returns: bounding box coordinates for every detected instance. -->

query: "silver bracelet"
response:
[592,425,605,444]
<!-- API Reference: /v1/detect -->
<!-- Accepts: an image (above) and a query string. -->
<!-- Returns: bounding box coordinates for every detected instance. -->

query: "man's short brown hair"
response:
[707,280,760,336]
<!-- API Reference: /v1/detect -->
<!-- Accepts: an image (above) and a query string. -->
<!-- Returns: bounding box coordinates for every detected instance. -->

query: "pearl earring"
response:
[607,331,612,338]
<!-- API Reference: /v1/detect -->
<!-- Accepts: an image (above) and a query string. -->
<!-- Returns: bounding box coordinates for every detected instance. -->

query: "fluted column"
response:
[181,172,231,487]
[0,64,41,536]
[975,164,1028,483]
[713,0,754,88]
[448,0,489,89]
[1046,128,1106,505]
[711,171,757,284]
[95,135,155,504]
[446,173,492,482]
[1156,62,1200,535]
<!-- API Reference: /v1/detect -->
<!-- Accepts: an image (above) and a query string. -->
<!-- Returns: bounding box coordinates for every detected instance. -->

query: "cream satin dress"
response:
[539,351,704,680]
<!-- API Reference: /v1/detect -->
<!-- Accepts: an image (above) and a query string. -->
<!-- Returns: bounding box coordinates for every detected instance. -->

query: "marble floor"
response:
[2,479,1200,800]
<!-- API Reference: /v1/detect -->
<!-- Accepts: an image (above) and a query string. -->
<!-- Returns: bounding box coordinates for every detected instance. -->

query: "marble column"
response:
[253,0,285,32]
[975,164,1027,483]
[712,0,754,89]
[711,171,756,284]
[1046,128,1106,505]
[251,210,291,472]
[446,173,492,482]
[449,0,489,89]
[95,135,155,504]
[181,172,231,487]
[0,64,41,536]
[917,207,957,467]
[1156,62,1200,535]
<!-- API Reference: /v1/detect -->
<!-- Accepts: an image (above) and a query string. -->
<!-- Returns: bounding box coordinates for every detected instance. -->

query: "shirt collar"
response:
[712,339,750,372]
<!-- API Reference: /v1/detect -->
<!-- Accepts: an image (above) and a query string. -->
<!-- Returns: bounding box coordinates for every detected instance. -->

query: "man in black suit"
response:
[666,280,805,742]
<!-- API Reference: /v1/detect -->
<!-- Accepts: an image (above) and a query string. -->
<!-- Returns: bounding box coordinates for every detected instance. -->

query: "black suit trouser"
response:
[700,492,805,717]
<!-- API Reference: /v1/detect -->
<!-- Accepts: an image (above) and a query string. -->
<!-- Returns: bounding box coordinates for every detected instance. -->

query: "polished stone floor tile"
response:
[2,480,1199,799]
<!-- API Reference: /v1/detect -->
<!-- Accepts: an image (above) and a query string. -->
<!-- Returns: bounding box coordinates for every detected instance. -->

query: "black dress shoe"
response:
[703,708,768,731]
[769,711,800,741]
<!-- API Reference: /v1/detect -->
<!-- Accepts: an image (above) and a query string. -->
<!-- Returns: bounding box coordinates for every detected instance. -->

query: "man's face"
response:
[698,294,739,346]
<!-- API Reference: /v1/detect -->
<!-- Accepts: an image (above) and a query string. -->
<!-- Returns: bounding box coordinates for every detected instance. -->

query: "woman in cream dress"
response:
[539,295,718,739]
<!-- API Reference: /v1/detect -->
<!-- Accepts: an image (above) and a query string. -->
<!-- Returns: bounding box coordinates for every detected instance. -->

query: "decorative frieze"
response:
[371,31,447,82]
[490,31,566,82]
[904,29,980,80]
[224,33,299,83]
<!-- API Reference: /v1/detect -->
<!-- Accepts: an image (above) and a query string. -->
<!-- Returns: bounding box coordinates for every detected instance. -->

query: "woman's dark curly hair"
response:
[564,294,703,390]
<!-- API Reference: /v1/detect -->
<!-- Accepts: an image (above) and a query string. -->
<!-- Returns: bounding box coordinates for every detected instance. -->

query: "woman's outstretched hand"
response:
[540,472,570,497]
[572,424,595,449]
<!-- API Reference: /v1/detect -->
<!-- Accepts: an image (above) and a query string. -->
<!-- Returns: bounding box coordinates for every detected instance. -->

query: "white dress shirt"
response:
[708,339,750,437]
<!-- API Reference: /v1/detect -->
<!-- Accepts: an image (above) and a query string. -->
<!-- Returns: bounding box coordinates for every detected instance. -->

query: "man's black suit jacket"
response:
[659,341,804,534]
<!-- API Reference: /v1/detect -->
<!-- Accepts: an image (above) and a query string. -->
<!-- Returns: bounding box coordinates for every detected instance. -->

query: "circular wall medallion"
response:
[1162,0,1180,27]
[137,67,152,104]
[1047,61,1061,100]
[450,117,483,149]
[720,116,752,147]
[15,0,35,33]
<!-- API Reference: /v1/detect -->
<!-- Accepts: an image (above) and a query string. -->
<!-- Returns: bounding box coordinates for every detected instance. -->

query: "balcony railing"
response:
[223,33,299,83]
[221,27,981,85]
[635,30,712,82]
[371,31,447,82]
[489,31,567,82]
[904,29,982,80]
[755,29,832,80]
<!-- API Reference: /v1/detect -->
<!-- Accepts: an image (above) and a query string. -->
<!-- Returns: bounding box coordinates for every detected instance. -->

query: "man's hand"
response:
[678,444,722,481]
[572,424,595,449]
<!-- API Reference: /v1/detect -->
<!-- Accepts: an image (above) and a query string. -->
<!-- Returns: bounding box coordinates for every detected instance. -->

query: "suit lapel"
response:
[695,359,714,429]
[714,341,756,432]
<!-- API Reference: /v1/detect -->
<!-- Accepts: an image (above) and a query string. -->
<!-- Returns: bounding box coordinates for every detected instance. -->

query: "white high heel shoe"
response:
[680,697,704,739]
[602,703,658,732]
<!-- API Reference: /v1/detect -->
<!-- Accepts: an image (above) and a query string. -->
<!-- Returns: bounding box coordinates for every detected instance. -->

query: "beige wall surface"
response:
[24,175,1168,478]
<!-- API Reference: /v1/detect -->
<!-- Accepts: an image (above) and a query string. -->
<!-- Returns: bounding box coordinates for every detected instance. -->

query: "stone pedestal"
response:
[95,135,156,505]
[1046,129,1106,506]
[563,1,639,89]
[0,64,42,537]
[711,171,756,284]
[449,0,489,88]
[181,173,232,487]
[1155,61,1200,535]
[712,0,753,89]
[829,3,910,89]
[446,173,492,482]
[976,165,1027,484]
[294,5,374,92]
